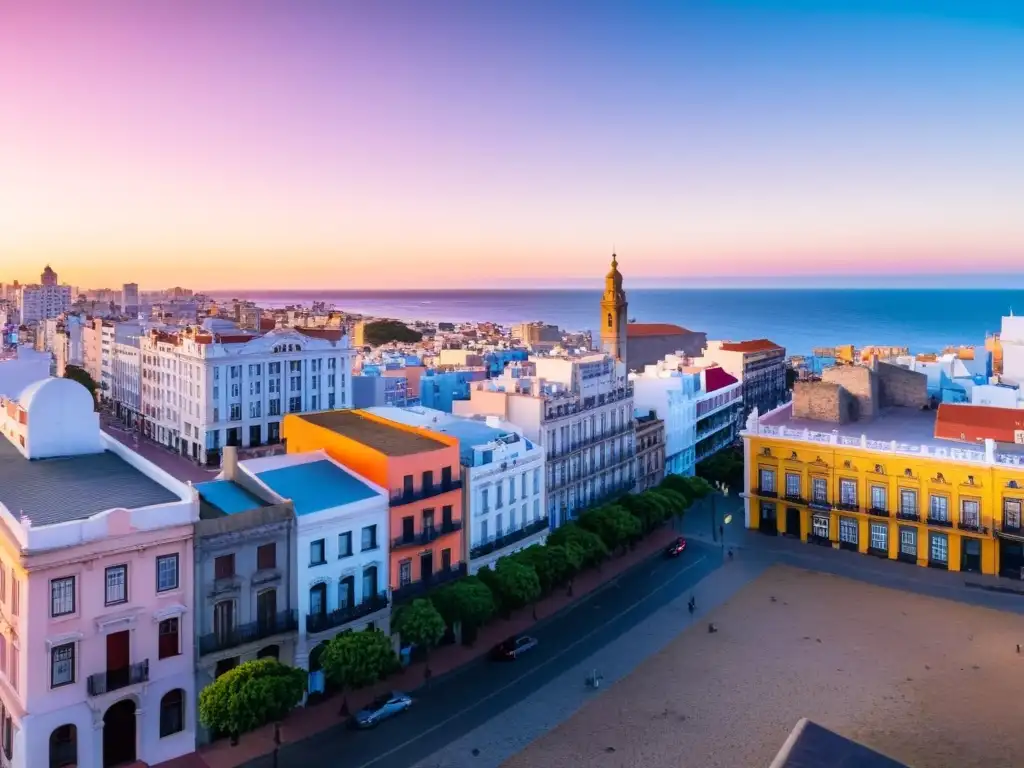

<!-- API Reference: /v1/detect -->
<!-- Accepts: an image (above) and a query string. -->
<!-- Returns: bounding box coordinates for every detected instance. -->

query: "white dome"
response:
[16,377,103,459]
[19,377,93,415]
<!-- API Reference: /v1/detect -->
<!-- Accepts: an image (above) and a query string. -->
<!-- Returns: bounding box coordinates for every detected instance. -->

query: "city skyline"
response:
[3,1,1023,289]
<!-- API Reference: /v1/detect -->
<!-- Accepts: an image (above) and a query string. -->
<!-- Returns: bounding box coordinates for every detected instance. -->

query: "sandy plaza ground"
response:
[502,565,1024,768]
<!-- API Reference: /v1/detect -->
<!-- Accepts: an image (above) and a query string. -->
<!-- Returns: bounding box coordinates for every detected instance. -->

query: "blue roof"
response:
[195,480,268,515]
[256,460,380,516]
[434,420,528,465]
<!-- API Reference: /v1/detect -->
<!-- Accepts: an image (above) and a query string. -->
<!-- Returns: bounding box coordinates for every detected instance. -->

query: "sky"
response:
[2,0,1023,290]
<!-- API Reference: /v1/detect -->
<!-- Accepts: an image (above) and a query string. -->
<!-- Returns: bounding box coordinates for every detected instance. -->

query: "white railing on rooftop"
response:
[745,422,1021,467]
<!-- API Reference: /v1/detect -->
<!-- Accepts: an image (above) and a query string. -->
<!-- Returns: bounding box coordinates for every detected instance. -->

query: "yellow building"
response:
[742,362,1024,577]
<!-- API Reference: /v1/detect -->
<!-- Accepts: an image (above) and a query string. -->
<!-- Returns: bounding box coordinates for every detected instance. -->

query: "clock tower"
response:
[599,252,628,365]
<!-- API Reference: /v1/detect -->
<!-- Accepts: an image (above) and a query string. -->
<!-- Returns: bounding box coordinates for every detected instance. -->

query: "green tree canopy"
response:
[696,448,744,491]
[319,628,397,691]
[547,522,609,568]
[432,577,496,630]
[492,559,542,610]
[618,492,669,532]
[363,319,423,346]
[63,364,99,403]
[393,598,446,650]
[198,658,305,736]
[577,504,642,551]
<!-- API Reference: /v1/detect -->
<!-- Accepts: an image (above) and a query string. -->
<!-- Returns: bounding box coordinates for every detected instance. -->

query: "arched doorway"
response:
[307,641,329,695]
[49,724,77,767]
[257,644,280,660]
[103,699,136,767]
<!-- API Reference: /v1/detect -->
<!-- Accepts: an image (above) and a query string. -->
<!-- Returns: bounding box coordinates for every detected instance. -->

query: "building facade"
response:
[698,339,787,419]
[282,410,465,602]
[139,322,354,466]
[15,267,71,326]
[694,367,743,462]
[635,410,666,492]
[631,361,699,477]
[0,377,198,768]
[742,364,1024,577]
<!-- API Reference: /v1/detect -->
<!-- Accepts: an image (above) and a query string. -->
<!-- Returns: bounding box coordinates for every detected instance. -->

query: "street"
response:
[101,414,220,484]
[243,540,724,768]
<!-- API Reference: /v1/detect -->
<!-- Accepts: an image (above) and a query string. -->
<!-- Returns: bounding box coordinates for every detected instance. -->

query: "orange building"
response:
[282,410,465,600]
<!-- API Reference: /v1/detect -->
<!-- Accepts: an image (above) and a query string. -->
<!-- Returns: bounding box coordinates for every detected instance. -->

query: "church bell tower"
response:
[599,252,628,365]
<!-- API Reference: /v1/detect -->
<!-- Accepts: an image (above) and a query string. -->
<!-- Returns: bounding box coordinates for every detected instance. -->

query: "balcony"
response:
[783,494,805,505]
[548,424,634,460]
[199,610,298,656]
[868,506,890,518]
[470,518,550,559]
[390,480,462,506]
[926,516,953,529]
[808,498,832,513]
[957,519,988,534]
[87,660,149,697]
[755,488,777,499]
[1000,518,1023,535]
[835,502,860,513]
[896,510,920,522]
[392,519,463,551]
[306,592,389,635]
[393,564,467,603]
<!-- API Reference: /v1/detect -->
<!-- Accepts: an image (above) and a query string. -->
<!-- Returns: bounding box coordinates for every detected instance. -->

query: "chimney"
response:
[222,445,238,480]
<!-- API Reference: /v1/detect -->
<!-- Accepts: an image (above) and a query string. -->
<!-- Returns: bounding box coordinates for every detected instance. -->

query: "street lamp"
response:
[711,481,730,553]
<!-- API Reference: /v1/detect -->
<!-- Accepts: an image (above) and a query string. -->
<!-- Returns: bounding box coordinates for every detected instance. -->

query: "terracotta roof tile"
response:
[935,403,1024,445]
[704,365,739,393]
[719,338,783,354]
[297,327,343,342]
[627,323,690,337]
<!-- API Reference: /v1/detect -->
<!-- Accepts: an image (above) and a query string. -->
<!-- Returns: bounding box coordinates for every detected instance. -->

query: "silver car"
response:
[353,691,413,729]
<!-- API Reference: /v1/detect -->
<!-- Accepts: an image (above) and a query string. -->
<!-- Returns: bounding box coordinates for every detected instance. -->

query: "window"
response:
[899,527,917,556]
[899,489,917,516]
[159,689,185,737]
[758,469,775,492]
[441,548,452,570]
[929,495,948,522]
[534,499,540,521]
[870,485,887,511]
[288,396,301,412]
[785,473,800,498]
[310,539,326,565]
[214,554,235,580]
[811,477,827,502]
[249,401,262,419]
[1005,498,1022,528]
[10,571,17,616]
[361,525,377,551]
[229,403,241,421]
[496,483,504,508]
[839,479,857,506]
[159,618,180,659]
[157,554,179,592]
[338,532,353,558]
[534,469,540,493]
[961,499,980,527]
[839,517,858,544]
[930,533,949,564]
[869,522,888,552]
[50,576,75,617]
[481,488,489,512]
[812,514,829,539]
[257,543,276,570]
[105,565,127,606]
[51,643,75,687]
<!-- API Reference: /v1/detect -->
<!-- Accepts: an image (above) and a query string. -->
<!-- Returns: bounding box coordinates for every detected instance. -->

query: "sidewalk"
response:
[170,526,681,768]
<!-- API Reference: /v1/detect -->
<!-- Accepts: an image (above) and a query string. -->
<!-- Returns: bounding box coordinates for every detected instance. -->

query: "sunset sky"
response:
[2,1,1023,290]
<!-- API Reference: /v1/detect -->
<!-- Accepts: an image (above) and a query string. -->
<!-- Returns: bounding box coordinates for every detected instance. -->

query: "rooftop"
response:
[720,338,783,354]
[935,403,1024,446]
[299,410,448,456]
[195,479,270,515]
[0,437,180,526]
[626,322,691,337]
[255,458,381,516]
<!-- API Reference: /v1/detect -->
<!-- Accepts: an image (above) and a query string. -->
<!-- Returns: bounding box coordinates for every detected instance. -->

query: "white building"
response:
[366,406,548,573]
[1000,314,1024,387]
[16,267,72,325]
[454,353,634,528]
[234,451,390,687]
[0,346,52,399]
[631,360,699,476]
[139,320,354,466]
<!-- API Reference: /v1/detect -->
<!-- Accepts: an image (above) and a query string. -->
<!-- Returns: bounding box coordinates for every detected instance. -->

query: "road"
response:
[244,540,723,768]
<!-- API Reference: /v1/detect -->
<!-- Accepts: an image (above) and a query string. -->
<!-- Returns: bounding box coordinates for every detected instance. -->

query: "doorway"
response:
[49,724,77,768]
[999,538,1024,579]
[961,538,982,573]
[420,551,434,581]
[785,507,801,537]
[758,502,778,535]
[103,699,137,766]
[106,630,130,689]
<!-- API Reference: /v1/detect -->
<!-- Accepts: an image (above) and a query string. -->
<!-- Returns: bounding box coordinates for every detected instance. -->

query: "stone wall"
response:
[627,331,707,371]
[875,361,928,408]
[792,380,856,424]
[821,365,878,420]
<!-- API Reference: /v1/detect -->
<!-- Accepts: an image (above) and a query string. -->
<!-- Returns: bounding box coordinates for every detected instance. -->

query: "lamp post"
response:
[712,481,730,555]
[271,722,281,768]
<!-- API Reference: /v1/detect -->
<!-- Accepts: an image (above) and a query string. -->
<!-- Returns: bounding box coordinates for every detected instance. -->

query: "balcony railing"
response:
[393,564,467,603]
[835,502,859,513]
[390,480,462,506]
[896,510,920,522]
[755,488,777,498]
[957,519,987,533]
[868,506,890,518]
[783,494,805,505]
[87,660,149,697]
[470,518,549,559]
[548,424,634,460]
[926,516,953,529]
[1001,518,1023,535]
[199,610,298,656]
[392,519,463,551]
[808,498,832,512]
[306,592,389,635]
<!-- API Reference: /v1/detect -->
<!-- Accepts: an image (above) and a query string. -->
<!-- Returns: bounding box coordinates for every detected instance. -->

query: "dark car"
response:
[351,691,413,728]
[490,635,538,661]
[665,536,687,557]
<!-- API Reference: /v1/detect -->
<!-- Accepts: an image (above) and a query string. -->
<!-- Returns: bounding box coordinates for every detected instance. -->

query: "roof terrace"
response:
[299,410,448,456]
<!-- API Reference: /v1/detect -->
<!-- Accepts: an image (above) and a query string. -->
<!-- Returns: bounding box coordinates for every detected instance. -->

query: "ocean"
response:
[206,289,1020,357]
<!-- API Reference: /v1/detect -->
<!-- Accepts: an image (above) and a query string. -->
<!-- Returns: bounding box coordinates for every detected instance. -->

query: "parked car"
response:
[352,691,413,728]
[665,536,687,558]
[490,635,538,661]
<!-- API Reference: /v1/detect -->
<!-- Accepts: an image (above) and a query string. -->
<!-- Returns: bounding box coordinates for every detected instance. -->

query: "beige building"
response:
[512,321,563,351]
[694,338,787,418]
[635,410,666,492]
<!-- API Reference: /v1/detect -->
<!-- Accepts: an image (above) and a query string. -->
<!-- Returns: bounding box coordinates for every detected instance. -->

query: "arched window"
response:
[606,313,613,328]
[49,723,77,767]
[159,689,185,737]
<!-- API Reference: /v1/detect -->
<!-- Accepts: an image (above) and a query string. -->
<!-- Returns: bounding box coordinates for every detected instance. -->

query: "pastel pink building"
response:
[0,377,199,768]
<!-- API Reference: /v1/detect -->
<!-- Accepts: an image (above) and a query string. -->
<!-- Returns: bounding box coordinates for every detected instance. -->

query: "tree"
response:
[696,447,744,490]
[319,628,397,716]
[544,543,583,586]
[198,658,305,740]
[393,598,446,679]
[363,319,423,346]
[578,505,642,552]
[492,559,542,614]
[547,522,609,569]
[432,578,496,642]
[684,475,715,499]
[63,364,98,406]
[618,492,668,532]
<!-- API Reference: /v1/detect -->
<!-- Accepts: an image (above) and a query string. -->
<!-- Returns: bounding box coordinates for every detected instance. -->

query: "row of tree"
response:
[198,474,714,739]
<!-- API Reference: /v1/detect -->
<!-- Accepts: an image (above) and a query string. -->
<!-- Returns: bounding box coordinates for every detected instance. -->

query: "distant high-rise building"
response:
[123,282,140,317]
[16,266,71,324]
[40,265,57,286]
